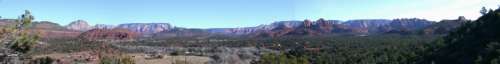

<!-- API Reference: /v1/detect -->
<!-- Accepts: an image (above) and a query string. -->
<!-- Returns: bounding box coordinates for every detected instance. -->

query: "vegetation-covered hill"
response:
[425,8,500,64]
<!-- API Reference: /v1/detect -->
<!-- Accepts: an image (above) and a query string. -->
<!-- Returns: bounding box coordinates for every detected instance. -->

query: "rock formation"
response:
[116,23,172,34]
[66,20,92,31]
[78,29,137,41]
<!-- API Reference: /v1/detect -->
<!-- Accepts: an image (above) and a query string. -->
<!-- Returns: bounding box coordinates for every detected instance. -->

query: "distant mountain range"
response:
[0,16,470,39]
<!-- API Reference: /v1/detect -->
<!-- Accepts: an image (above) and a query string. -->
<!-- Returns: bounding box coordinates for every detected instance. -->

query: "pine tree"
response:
[0,10,40,64]
[8,10,38,54]
[481,7,488,15]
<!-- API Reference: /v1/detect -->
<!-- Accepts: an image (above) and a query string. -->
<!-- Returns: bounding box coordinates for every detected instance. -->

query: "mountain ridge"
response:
[0,17,469,38]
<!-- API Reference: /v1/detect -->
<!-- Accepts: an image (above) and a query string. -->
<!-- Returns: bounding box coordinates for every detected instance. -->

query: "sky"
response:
[0,0,499,28]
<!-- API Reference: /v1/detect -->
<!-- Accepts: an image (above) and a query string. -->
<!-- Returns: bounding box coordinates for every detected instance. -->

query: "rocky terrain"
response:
[0,17,469,39]
[0,16,471,64]
[116,23,173,34]
[422,16,469,34]
[93,24,115,29]
[78,29,137,41]
[65,20,92,31]
[153,27,212,38]
[112,44,277,64]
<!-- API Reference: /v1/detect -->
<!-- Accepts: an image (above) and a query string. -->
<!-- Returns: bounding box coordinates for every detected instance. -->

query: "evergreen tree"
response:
[481,7,488,15]
[7,10,38,54]
[0,10,40,64]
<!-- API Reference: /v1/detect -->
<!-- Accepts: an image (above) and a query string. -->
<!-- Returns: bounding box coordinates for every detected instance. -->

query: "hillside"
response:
[426,8,500,64]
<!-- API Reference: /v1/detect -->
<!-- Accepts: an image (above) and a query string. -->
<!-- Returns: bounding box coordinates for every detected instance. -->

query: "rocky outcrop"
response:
[66,20,92,31]
[209,18,394,37]
[116,23,172,34]
[78,29,137,41]
[303,19,313,28]
[388,18,435,30]
[35,30,81,39]
[93,24,115,29]
[257,19,331,37]
[382,18,435,34]
[342,19,392,33]
[0,17,463,38]
[207,21,303,35]
[423,16,468,34]
[268,21,304,29]
[31,21,67,30]
[153,27,211,38]
[30,21,82,39]
[314,18,343,33]
[250,18,439,37]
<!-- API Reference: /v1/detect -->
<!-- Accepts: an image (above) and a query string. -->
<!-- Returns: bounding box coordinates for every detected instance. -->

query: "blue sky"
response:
[0,0,499,28]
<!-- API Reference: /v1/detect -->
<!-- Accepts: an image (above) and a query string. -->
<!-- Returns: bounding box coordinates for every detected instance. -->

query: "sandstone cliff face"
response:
[78,29,137,41]
[207,21,303,35]
[250,18,440,37]
[256,19,335,37]
[0,17,464,38]
[423,17,469,34]
[116,23,172,34]
[381,18,435,34]
[153,27,211,38]
[314,18,342,33]
[388,18,435,30]
[93,24,115,29]
[343,19,392,33]
[66,20,92,31]
[209,18,389,37]
[209,19,394,36]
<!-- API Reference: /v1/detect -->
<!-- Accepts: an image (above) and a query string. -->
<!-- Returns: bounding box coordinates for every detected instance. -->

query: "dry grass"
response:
[34,53,211,64]
[128,53,211,64]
